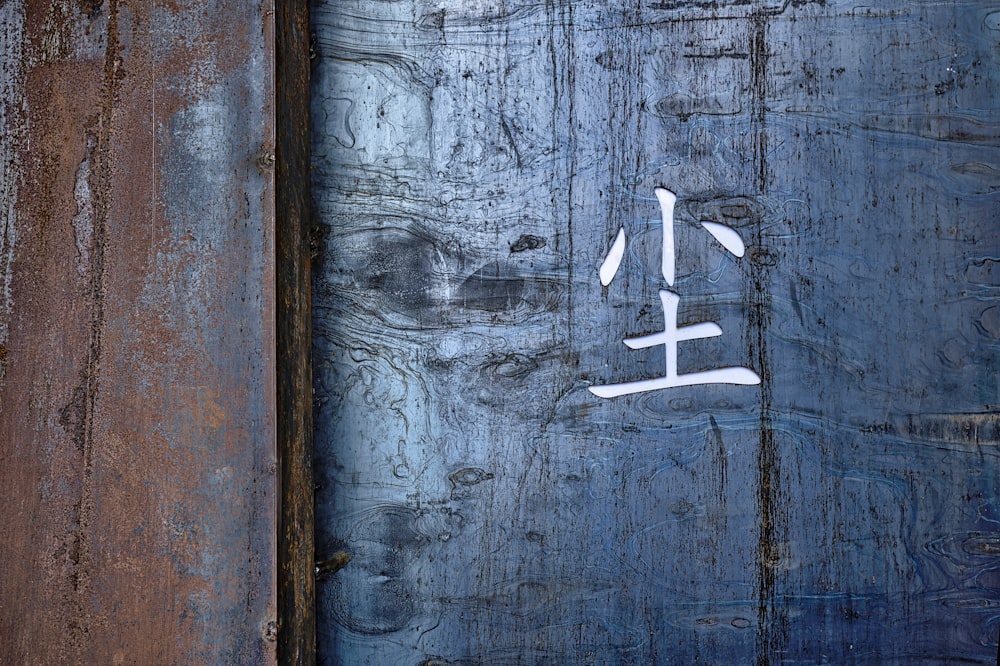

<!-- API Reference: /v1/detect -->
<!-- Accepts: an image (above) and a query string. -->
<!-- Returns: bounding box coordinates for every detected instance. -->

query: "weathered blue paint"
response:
[312,0,1000,662]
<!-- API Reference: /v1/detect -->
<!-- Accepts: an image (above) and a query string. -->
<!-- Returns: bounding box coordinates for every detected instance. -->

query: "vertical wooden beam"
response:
[276,0,316,663]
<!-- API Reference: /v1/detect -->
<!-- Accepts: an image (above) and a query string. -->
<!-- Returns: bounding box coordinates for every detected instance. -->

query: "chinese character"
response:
[590,187,761,398]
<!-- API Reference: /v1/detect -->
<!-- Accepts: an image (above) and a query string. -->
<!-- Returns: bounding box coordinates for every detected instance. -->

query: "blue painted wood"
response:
[311,1,1000,662]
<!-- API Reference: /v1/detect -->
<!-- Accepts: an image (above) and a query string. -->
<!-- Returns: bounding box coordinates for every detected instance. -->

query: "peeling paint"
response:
[0,0,24,382]
[71,134,96,277]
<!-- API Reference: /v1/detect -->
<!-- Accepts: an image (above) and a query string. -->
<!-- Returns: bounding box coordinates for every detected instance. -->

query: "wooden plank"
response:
[311,0,1000,662]
[276,0,317,663]
[0,1,277,662]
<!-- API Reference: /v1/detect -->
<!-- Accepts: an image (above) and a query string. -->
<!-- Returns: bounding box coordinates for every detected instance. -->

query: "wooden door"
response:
[311,1,1000,662]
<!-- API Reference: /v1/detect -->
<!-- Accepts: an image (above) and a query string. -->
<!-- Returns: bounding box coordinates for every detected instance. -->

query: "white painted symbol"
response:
[599,227,626,287]
[590,187,761,398]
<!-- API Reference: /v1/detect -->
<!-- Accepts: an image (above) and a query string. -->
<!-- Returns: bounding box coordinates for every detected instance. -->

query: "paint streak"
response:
[0,0,24,384]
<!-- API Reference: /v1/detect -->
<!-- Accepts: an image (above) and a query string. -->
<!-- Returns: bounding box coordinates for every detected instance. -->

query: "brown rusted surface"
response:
[276,0,316,663]
[0,1,277,663]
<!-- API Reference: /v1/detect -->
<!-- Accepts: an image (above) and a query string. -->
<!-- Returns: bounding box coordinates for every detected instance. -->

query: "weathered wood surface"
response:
[311,0,1000,663]
[277,0,317,663]
[0,1,278,662]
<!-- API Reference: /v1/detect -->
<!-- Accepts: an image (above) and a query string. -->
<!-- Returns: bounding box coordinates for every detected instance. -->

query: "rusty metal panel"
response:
[0,1,277,663]
[312,0,1000,663]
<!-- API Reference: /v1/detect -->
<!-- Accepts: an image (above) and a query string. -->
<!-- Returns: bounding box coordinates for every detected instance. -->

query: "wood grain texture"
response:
[277,0,317,663]
[311,0,1000,663]
[0,1,277,662]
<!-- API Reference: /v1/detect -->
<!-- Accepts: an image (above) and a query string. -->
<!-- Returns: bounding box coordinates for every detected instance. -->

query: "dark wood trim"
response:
[275,0,316,663]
